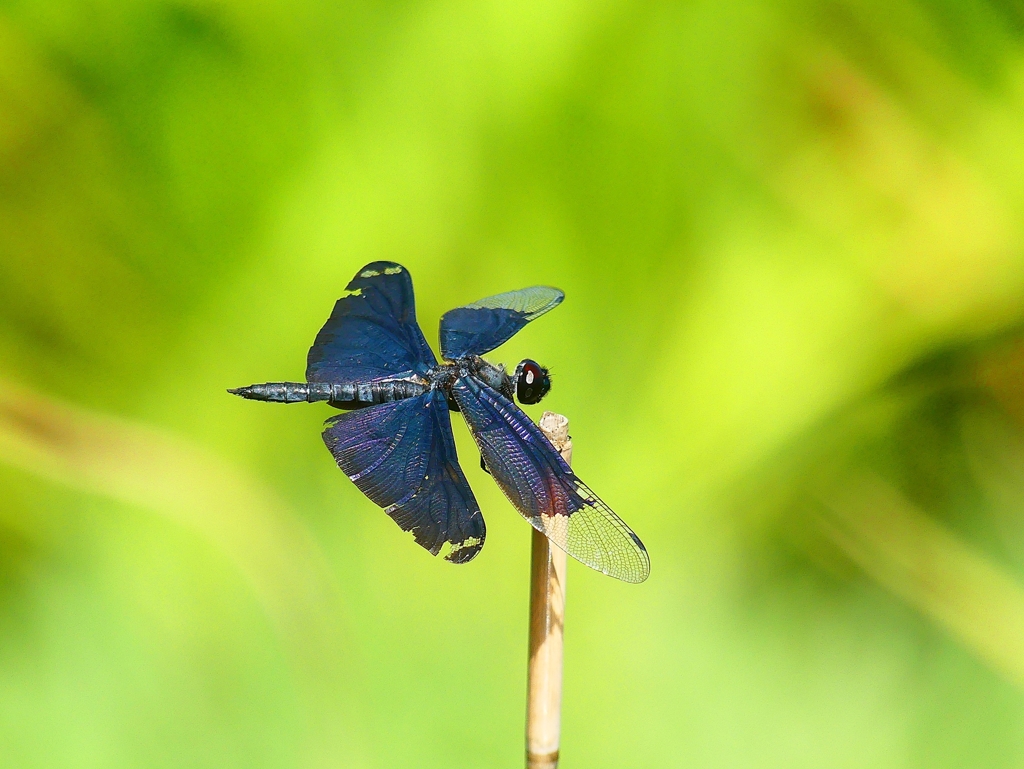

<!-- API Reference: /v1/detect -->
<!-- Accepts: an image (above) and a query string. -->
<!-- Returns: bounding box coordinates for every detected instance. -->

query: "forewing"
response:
[322,390,485,563]
[452,376,649,582]
[307,262,437,383]
[439,286,564,359]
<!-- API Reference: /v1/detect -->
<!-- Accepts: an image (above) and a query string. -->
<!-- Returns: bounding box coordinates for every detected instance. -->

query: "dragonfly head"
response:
[513,359,551,405]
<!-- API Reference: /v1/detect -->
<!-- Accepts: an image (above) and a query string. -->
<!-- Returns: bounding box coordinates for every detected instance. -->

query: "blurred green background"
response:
[4,0,1024,766]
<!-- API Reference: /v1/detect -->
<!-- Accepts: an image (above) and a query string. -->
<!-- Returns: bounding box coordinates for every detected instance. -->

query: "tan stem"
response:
[526,412,572,769]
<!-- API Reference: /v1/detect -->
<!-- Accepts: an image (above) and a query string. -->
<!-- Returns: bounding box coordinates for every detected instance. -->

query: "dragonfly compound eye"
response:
[515,359,550,405]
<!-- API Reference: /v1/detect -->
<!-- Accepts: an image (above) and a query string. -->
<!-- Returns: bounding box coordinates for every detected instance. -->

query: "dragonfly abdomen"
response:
[229,379,429,408]
[328,379,429,409]
[228,381,332,403]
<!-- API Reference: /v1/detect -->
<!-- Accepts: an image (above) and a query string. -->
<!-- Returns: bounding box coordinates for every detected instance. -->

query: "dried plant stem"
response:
[526,411,571,769]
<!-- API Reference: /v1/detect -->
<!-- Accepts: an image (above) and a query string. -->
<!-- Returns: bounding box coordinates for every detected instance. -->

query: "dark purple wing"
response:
[323,389,485,563]
[307,262,437,383]
[452,376,649,582]
[439,286,564,360]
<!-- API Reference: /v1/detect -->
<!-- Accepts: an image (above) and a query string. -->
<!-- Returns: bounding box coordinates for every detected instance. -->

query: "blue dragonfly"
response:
[230,262,649,583]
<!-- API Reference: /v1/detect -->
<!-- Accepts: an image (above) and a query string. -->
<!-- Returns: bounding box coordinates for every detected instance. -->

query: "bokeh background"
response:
[3,0,1024,766]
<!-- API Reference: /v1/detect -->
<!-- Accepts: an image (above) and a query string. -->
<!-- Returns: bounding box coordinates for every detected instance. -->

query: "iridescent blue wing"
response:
[439,286,564,359]
[323,390,485,563]
[307,262,437,383]
[452,376,649,582]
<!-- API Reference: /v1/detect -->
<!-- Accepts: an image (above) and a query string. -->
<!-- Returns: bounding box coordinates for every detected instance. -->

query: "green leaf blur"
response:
[3,0,1024,766]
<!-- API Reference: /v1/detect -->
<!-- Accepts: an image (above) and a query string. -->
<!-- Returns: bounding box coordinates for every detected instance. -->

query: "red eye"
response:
[516,359,550,404]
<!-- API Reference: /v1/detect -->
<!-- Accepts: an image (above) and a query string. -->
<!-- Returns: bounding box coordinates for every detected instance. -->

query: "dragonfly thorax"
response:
[430,356,514,400]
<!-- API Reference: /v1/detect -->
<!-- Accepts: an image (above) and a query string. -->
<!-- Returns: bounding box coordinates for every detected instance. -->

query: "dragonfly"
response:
[230,262,649,583]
